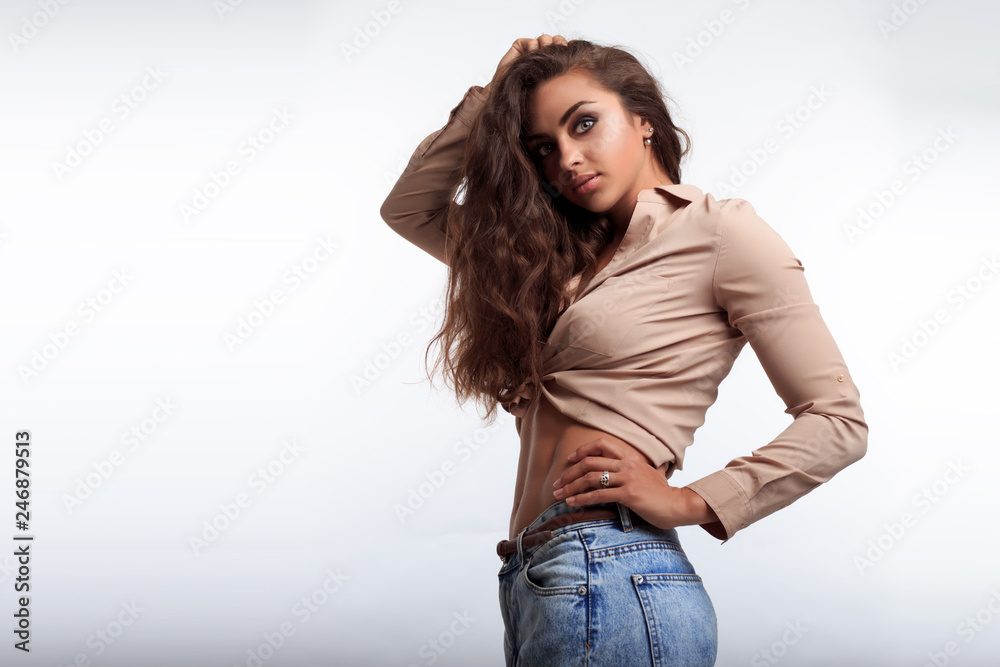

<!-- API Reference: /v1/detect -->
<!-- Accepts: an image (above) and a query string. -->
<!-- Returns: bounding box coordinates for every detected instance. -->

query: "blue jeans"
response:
[497,499,718,666]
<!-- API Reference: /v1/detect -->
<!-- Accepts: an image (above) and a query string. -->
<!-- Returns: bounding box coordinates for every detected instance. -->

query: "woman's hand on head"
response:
[551,436,719,531]
[491,33,571,86]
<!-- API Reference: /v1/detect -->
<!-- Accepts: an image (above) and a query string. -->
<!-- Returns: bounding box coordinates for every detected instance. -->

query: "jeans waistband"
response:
[496,500,645,563]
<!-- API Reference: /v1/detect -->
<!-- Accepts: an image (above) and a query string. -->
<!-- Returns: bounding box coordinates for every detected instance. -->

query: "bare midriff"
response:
[507,389,669,540]
[506,244,671,539]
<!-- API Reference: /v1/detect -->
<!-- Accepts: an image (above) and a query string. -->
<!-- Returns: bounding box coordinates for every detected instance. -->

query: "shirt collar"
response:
[637,182,704,204]
[563,182,704,305]
[619,182,704,259]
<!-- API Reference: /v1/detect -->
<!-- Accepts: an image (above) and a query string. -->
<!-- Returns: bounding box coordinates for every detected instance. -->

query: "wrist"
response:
[683,486,719,527]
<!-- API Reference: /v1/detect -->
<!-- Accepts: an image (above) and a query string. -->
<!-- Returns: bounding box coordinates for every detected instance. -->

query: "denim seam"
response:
[547,518,618,540]
[639,572,703,582]
[583,527,594,662]
[588,540,684,561]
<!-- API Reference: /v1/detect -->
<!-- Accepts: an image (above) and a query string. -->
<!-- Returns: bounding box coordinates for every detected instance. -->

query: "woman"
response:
[380,34,868,666]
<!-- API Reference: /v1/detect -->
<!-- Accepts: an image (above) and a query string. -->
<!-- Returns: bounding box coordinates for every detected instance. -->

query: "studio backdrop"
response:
[0,0,997,665]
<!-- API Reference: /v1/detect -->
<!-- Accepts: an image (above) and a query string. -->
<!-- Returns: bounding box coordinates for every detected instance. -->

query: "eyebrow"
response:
[524,101,597,144]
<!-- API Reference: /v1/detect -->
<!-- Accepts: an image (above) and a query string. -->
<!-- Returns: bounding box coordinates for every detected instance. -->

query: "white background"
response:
[1,0,997,665]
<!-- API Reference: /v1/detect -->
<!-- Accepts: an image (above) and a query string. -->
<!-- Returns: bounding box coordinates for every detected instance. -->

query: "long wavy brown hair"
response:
[423,38,692,425]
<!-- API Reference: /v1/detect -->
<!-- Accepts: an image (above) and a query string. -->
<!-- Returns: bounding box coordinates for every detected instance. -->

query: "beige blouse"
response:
[380,84,868,543]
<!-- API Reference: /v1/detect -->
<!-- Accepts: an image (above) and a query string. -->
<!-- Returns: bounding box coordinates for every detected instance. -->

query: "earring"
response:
[644,127,654,145]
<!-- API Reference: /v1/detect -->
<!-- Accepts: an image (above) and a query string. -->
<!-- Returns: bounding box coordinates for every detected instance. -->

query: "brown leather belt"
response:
[496,506,650,561]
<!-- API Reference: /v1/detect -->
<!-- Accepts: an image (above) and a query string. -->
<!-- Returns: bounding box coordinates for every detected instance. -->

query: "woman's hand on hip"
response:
[551,437,718,530]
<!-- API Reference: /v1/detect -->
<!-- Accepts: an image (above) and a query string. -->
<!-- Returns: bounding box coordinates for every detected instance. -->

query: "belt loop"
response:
[617,502,633,532]
[516,526,527,569]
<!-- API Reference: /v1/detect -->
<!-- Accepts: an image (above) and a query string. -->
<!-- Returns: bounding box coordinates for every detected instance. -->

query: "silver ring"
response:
[600,470,610,487]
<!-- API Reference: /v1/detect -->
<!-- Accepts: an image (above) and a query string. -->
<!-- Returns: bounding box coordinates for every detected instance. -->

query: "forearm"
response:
[687,409,867,542]
[683,485,727,540]
[682,486,723,532]
[378,84,489,264]
[698,198,869,543]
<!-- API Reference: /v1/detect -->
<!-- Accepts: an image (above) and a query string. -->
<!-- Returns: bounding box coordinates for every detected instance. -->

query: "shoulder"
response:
[707,195,794,256]
[709,194,761,226]
[652,186,790,254]
[660,185,757,221]
[668,190,764,239]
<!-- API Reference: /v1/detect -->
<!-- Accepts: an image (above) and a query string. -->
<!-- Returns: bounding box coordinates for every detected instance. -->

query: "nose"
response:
[558,139,582,182]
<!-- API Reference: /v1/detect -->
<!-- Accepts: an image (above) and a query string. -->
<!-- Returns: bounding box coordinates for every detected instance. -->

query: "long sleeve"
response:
[378,84,490,265]
[686,198,868,543]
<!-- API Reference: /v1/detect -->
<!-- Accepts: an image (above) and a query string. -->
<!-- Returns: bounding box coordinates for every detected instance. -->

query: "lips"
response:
[571,174,598,192]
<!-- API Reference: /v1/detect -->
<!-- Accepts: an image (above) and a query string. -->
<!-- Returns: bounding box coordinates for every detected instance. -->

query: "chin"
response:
[586,193,615,214]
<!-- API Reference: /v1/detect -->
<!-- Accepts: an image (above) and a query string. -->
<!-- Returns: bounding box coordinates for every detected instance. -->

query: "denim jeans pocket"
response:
[498,553,518,578]
[631,572,718,667]
[521,530,589,597]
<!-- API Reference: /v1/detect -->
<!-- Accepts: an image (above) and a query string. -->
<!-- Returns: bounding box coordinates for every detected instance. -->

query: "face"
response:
[524,70,670,222]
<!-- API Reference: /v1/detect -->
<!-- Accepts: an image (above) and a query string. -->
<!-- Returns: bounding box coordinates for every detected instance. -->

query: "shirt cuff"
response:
[685,470,752,544]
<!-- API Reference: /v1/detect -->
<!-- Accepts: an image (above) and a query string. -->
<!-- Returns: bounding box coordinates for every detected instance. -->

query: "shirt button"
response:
[836,373,845,382]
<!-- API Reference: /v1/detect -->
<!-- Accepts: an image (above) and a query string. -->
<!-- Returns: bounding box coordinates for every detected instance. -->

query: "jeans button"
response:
[577,586,587,595]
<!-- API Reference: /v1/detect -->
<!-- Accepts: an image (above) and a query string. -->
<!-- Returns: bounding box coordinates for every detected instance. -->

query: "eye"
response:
[533,117,596,159]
